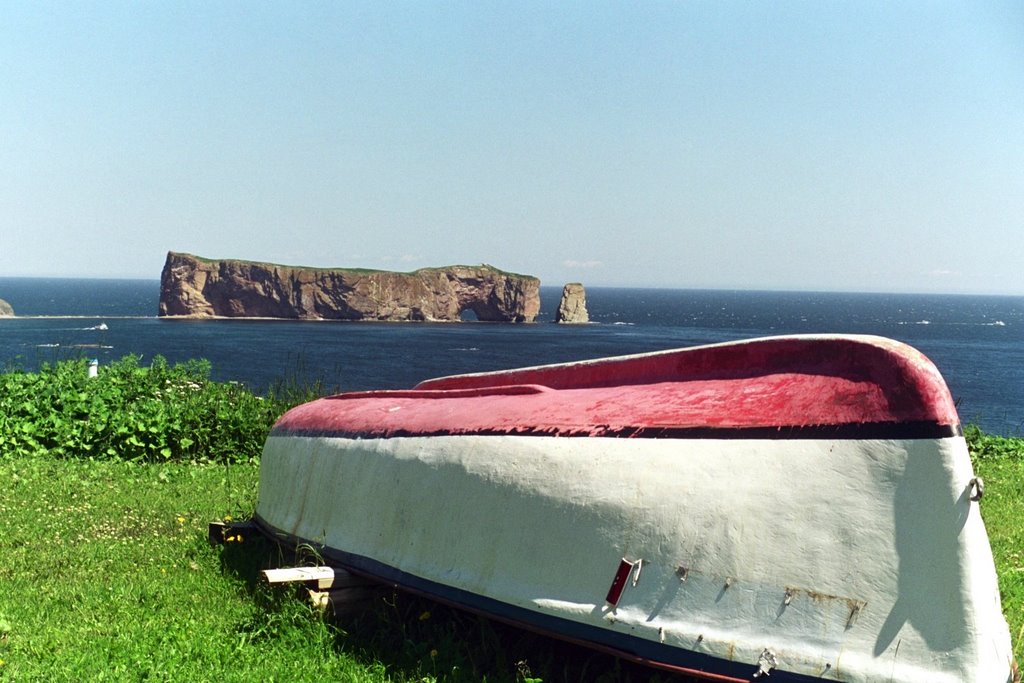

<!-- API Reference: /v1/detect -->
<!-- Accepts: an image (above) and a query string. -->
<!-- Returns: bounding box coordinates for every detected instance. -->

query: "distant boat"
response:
[254,335,1017,682]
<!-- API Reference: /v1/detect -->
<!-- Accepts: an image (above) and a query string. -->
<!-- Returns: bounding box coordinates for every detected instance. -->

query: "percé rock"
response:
[554,283,589,324]
[158,252,541,322]
[0,298,13,317]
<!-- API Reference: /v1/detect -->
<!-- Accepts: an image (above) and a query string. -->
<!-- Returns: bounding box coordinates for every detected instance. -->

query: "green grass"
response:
[969,429,1024,662]
[3,444,1021,683]
[0,358,1022,680]
[0,358,672,682]
[0,456,353,681]
[0,457,676,682]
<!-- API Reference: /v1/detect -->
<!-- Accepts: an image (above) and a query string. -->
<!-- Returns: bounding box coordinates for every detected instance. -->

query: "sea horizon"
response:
[1,278,1020,436]
[2,273,1023,300]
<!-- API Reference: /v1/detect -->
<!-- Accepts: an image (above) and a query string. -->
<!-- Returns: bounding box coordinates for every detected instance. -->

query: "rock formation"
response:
[158,252,541,322]
[0,298,13,317]
[554,283,589,324]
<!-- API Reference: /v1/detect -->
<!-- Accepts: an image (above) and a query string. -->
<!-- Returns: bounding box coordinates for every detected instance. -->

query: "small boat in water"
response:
[255,334,1016,682]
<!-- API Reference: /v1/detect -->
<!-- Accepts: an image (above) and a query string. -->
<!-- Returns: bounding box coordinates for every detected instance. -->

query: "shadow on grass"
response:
[215,535,699,682]
[340,589,700,683]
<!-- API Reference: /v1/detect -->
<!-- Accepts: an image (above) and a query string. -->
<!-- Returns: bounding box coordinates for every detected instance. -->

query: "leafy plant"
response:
[965,423,1024,461]
[0,355,309,463]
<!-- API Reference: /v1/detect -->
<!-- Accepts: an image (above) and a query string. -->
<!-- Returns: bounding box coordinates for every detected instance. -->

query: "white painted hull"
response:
[256,431,1014,682]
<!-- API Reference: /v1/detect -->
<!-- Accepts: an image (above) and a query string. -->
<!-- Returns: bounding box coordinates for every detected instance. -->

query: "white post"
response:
[88,359,98,378]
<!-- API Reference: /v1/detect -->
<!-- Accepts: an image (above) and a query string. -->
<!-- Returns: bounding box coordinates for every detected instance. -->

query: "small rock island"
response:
[554,283,589,324]
[158,252,541,322]
[0,298,13,317]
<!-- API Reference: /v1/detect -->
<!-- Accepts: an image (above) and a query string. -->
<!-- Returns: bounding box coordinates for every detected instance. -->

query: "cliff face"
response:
[0,298,13,317]
[158,252,541,322]
[554,283,589,324]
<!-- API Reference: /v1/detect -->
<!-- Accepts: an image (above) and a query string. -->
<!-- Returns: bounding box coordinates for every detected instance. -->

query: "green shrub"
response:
[965,423,1024,461]
[0,355,311,463]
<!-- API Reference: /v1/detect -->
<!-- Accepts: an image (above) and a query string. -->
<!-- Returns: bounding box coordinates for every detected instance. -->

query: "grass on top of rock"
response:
[180,252,538,280]
[0,357,1022,680]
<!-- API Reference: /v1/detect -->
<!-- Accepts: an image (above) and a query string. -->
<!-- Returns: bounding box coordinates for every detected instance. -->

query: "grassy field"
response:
[0,358,1022,681]
[0,456,680,682]
[967,426,1024,658]
[3,437,1023,682]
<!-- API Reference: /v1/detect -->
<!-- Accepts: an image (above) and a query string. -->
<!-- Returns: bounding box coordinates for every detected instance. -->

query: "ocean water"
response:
[0,277,1021,435]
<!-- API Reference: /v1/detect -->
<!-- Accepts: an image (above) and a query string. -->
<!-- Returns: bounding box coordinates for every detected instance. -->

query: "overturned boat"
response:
[255,334,1016,682]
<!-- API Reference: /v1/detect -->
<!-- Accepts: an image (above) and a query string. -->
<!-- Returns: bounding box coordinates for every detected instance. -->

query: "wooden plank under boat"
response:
[254,334,1017,682]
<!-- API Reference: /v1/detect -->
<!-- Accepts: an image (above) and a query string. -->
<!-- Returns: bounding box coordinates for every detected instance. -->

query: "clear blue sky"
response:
[2,1,1022,294]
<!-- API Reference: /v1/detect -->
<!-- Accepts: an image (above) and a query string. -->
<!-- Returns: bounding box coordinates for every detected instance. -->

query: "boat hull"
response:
[255,335,1015,682]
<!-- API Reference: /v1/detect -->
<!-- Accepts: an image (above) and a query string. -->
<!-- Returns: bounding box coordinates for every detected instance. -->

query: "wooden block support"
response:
[263,566,337,590]
[261,565,378,591]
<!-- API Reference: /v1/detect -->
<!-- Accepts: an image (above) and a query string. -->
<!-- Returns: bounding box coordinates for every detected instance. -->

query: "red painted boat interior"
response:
[272,336,960,438]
